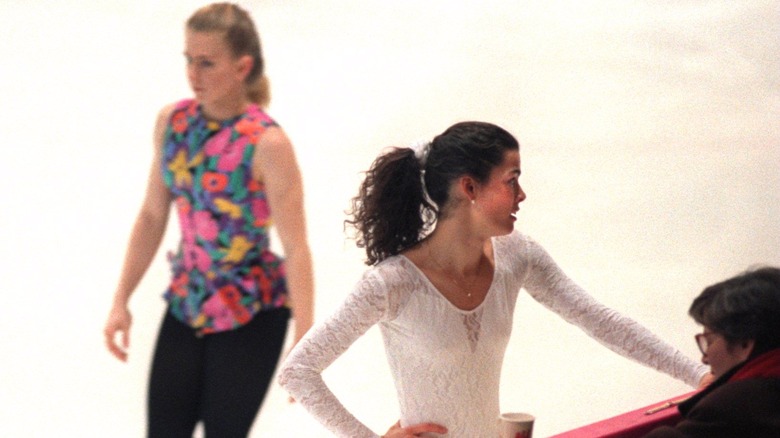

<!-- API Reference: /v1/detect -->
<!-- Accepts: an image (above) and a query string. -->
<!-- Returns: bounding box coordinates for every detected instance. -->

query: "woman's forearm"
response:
[283,244,315,344]
[111,210,169,308]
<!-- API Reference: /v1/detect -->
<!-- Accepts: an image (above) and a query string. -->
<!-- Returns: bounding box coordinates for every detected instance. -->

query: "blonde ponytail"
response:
[247,74,270,108]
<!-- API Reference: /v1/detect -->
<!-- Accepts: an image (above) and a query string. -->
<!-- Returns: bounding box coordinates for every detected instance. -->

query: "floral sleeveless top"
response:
[161,99,287,335]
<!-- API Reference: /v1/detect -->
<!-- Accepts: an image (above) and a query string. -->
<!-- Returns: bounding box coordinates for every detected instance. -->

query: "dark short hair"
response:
[689,266,780,357]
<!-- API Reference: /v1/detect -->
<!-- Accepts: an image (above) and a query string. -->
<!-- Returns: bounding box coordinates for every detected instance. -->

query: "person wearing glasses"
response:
[645,266,780,437]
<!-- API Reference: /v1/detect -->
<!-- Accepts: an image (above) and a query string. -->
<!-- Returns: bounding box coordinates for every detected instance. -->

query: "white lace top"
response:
[278,231,707,437]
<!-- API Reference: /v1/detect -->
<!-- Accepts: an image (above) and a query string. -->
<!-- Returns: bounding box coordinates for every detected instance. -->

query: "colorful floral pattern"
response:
[161,99,287,335]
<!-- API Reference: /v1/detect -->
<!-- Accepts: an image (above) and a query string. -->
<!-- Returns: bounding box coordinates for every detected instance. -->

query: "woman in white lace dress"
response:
[279,121,711,438]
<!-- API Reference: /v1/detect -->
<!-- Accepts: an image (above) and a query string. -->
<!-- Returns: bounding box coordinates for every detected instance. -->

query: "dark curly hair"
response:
[689,266,780,359]
[346,121,519,265]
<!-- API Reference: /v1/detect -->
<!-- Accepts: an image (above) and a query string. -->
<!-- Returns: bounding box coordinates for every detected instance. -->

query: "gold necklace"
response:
[428,245,481,298]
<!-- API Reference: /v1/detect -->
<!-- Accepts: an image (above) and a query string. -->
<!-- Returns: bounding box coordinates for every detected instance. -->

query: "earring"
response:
[471,199,475,205]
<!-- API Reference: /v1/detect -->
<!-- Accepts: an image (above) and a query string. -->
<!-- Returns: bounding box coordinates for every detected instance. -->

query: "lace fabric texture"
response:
[278,231,707,437]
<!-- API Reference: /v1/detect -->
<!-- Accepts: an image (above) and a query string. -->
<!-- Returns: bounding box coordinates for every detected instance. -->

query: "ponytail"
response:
[347,147,436,265]
[247,74,270,108]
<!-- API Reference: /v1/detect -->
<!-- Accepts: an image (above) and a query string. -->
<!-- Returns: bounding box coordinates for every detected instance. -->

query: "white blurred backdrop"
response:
[0,0,778,436]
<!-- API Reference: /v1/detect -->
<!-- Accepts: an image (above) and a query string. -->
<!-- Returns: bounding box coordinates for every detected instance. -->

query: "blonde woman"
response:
[103,3,313,436]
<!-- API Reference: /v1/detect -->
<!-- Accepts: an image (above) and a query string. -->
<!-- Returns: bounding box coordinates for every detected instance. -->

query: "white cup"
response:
[498,412,535,438]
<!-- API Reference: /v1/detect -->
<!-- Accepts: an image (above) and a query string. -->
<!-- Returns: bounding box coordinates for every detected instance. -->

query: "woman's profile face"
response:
[472,149,526,235]
[184,30,247,111]
[699,327,753,378]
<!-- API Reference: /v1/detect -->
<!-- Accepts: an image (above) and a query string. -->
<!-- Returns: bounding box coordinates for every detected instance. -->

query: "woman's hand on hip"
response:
[382,420,448,437]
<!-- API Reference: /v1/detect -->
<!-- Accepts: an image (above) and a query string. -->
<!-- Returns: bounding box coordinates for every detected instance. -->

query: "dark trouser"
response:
[147,307,290,438]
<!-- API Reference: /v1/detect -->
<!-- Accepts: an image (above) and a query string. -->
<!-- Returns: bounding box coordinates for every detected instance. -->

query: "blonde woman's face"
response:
[184,30,247,111]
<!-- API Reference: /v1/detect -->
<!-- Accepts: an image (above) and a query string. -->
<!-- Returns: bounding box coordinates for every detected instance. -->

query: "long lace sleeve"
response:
[517,236,708,387]
[278,270,389,438]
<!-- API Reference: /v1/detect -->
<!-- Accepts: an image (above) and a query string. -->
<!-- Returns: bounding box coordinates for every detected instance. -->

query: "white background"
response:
[0,0,778,436]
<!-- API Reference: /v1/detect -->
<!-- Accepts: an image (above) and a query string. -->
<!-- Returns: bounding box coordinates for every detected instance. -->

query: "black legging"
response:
[147,307,290,438]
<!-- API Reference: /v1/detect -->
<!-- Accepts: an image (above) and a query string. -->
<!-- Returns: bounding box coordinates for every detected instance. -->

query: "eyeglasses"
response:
[695,332,717,355]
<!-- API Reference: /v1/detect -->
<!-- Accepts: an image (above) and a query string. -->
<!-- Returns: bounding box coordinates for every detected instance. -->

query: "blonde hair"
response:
[187,2,270,107]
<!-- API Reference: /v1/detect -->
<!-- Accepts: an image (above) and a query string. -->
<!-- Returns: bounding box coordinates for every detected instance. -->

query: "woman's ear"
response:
[457,175,477,203]
[236,54,254,81]
[737,339,756,361]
